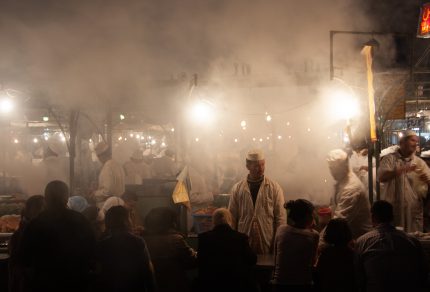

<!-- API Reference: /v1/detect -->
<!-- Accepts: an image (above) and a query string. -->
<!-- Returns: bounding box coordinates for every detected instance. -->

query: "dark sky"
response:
[0,0,425,109]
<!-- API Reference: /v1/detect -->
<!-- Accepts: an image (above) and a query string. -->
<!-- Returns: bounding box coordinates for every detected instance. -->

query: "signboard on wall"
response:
[418,3,430,38]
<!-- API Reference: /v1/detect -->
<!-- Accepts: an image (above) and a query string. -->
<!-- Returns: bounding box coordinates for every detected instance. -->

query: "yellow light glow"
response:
[330,90,360,120]
[191,101,215,125]
[0,98,14,114]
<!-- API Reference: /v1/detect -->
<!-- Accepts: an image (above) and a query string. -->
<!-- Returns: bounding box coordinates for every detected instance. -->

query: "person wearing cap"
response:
[93,141,125,204]
[228,149,286,254]
[327,149,372,239]
[151,148,178,179]
[123,149,151,185]
[379,130,430,232]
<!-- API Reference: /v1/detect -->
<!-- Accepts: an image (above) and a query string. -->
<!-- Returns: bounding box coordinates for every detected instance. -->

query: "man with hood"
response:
[327,149,372,239]
[379,130,430,232]
[228,149,286,254]
[93,142,125,205]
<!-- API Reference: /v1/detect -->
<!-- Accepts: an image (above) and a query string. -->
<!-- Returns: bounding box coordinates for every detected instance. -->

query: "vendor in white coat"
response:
[93,141,125,204]
[350,142,376,201]
[327,149,372,239]
[123,149,151,184]
[228,149,286,254]
[378,130,430,232]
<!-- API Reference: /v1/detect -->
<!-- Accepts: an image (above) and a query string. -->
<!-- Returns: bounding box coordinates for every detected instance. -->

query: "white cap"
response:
[400,130,417,142]
[327,149,348,163]
[246,149,265,161]
[131,149,143,160]
[94,141,109,156]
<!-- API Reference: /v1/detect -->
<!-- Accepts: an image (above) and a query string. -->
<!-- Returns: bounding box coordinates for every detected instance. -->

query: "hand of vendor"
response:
[395,164,416,176]
[419,173,430,183]
[359,166,369,172]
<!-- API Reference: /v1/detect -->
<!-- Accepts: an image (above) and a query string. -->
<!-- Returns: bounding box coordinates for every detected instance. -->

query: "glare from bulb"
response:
[0,98,14,114]
[151,139,156,145]
[130,133,134,138]
[118,136,123,141]
[191,101,215,125]
[171,128,175,132]
[266,115,272,122]
[33,138,38,143]
[136,134,140,139]
[13,138,19,144]
[161,142,167,147]
[259,138,263,142]
[234,138,238,143]
[43,116,49,122]
[277,135,282,140]
[195,137,199,142]
[252,137,256,141]
[240,120,246,127]
[120,114,125,120]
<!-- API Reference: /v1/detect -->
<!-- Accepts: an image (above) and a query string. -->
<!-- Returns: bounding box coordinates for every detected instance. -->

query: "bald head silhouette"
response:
[44,180,69,210]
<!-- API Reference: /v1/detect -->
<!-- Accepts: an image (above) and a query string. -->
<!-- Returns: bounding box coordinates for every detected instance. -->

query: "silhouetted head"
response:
[284,199,314,229]
[324,218,352,247]
[144,207,178,234]
[212,208,233,227]
[22,195,45,221]
[371,200,394,226]
[44,180,69,210]
[105,205,131,232]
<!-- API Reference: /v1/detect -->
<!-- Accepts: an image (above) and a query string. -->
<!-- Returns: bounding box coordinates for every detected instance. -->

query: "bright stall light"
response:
[277,135,282,140]
[136,134,140,139]
[151,139,156,145]
[13,138,19,144]
[240,120,247,127]
[195,137,199,142]
[120,114,125,120]
[307,128,311,132]
[171,128,175,132]
[43,116,49,122]
[130,133,134,138]
[234,138,238,143]
[118,136,123,141]
[286,122,290,126]
[161,142,167,147]
[0,98,14,114]
[259,138,263,142]
[190,101,215,125]
[329,90,360,120]
[33,138,39,143]
[398,132,404,138]
[252,137,256,141]
[266,115,272,122]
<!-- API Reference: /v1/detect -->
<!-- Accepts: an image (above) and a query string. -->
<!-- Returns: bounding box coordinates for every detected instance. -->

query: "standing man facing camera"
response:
[229,149,286,254]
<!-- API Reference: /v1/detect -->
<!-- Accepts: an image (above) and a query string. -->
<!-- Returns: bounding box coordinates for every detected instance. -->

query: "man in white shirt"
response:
[93,142,125,205]
[123,149,151,184]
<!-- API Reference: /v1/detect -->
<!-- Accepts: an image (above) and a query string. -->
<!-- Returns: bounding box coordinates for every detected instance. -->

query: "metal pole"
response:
[330,31,334,80]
